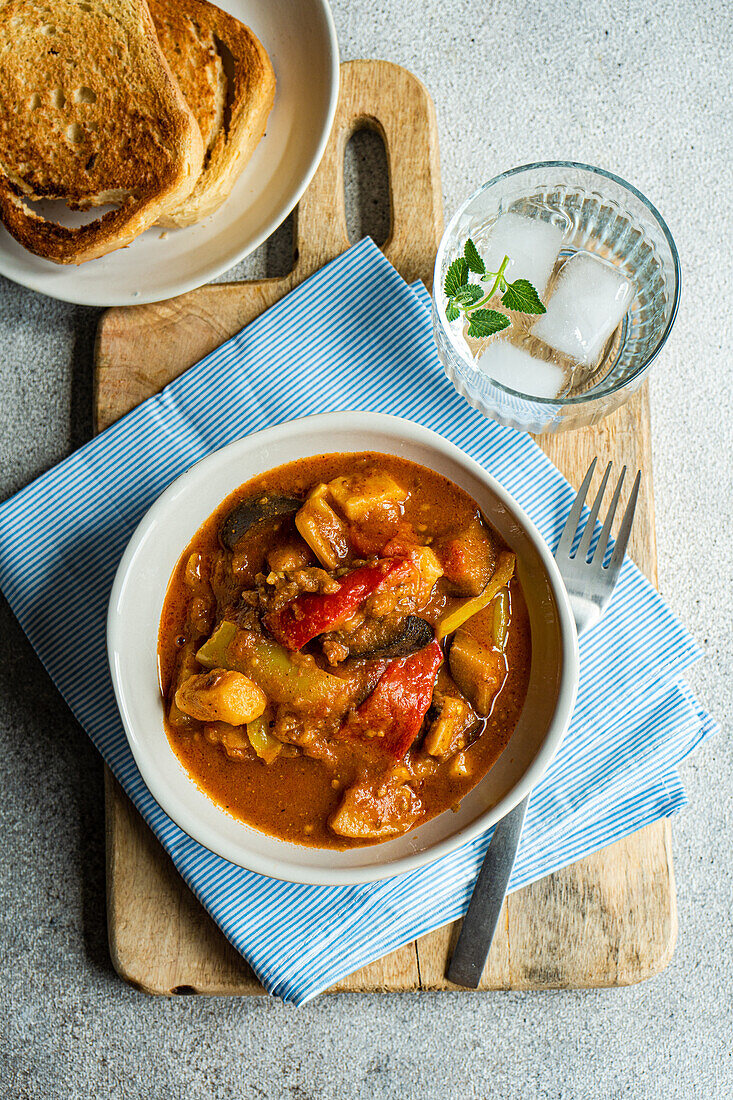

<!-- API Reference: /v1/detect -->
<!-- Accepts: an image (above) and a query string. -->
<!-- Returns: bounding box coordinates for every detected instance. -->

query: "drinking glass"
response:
[432,162,680,433]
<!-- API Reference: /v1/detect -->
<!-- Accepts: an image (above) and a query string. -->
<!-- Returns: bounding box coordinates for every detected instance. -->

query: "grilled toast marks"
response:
[0,0,204,263]
[150,0,275,227]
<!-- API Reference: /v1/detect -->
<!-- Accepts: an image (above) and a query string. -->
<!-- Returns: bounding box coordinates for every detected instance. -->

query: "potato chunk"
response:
[175,669,266,726]
[327,471,408,521]
[295,485,350,570]
[329,776,420,839]
[449,631,507,716]
[411,545,444,606]
[424,695,475,757]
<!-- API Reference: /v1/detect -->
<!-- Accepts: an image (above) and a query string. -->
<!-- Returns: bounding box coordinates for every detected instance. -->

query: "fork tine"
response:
[591,465,626,566]
[607,470,642,574]
[556,457,597,558]
[577,462,612,561]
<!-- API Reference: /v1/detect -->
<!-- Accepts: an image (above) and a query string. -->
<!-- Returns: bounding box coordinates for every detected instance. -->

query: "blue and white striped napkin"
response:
[0,239,715,1004]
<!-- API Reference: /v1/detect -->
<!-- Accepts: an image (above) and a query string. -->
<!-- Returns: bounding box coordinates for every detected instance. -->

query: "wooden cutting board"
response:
[95,60,675,995]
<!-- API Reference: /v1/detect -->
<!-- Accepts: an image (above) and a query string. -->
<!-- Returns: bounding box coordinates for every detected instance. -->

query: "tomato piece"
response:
[265,558,410,651]
[342,639,443,759]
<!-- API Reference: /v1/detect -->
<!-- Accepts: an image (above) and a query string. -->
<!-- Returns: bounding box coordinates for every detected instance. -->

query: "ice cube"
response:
[532,253,634,367]
[475,341,565,400]
[479,213,565,297]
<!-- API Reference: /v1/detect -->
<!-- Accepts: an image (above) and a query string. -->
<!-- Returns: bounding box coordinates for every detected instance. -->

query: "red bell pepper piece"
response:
[343,639,443,759]
[265,558,410,651]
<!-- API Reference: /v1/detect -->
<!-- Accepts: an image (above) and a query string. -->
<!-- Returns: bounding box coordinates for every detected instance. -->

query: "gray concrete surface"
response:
[1,1,731,1096]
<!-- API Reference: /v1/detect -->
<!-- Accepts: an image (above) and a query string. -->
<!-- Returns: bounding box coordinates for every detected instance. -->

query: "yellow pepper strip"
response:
[246,713,283,765]
[436,551,516,641]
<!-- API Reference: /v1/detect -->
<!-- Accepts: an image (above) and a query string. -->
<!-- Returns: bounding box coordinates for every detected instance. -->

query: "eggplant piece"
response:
[345,615,434,659]
[219,494,302,550]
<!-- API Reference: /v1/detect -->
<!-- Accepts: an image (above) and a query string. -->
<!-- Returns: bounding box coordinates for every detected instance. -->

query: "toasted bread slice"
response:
[0,0,204,264]
[150,0,275,227]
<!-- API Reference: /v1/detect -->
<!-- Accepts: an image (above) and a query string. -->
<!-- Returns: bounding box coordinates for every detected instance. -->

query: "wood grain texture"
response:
[96,60,675,997]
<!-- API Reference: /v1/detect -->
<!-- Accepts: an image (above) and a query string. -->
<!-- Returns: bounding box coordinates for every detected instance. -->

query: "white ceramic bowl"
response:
[0,0,339,306]
[108,412,579,884]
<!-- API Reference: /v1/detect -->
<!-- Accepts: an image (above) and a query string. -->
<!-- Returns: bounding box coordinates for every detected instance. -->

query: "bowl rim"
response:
[107,411,579,884]
[433,159,681,406]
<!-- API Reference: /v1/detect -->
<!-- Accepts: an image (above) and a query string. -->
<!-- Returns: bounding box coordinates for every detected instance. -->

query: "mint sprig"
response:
[443,238,546,337]
[444,257,469,298]
[464,237,485,275]
[467,310,510,338]
[501,279,546,314]
[453,284,484,307]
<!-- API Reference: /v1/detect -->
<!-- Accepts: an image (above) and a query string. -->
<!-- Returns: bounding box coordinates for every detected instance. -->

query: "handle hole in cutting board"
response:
[344,125,391,248]
[262,210,295,278]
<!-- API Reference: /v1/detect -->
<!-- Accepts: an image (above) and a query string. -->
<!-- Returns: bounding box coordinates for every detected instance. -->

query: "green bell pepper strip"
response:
[196,622,352,712]
[492,588,510,650]
[246,713,283,764]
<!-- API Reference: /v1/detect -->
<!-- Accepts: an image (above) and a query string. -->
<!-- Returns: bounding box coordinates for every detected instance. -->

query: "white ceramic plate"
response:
[0,0,339,307]
[108,413,579,884]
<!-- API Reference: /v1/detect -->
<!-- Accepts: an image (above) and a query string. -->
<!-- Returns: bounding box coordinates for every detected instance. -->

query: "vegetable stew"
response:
[158,453,531,848]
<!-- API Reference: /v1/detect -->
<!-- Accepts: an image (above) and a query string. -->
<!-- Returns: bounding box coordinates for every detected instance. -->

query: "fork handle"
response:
[446,794,530,988]
[447,596,588,986]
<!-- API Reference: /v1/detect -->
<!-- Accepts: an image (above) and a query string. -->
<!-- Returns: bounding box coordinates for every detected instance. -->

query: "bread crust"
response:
[0,0,204,263]
[150,2,225,158]
[150,0,275,227]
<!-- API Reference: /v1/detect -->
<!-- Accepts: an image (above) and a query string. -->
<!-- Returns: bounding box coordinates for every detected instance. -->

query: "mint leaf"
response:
[501,278,546,314]
[467,310,511,338]
[464,238,485,276]
[445,303,460,322]
[444,257,469,297]
[453,284,484,307]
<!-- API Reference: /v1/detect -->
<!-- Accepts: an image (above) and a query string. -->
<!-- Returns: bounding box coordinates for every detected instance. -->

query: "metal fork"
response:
[447,459,641,989]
